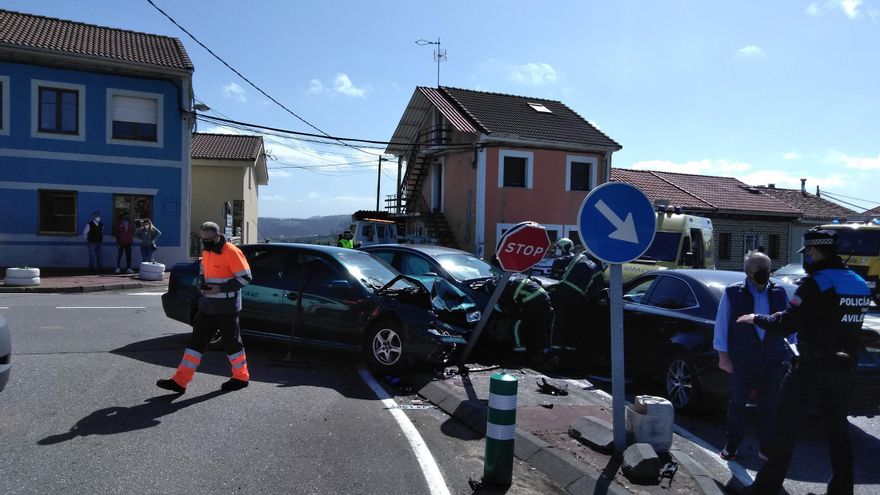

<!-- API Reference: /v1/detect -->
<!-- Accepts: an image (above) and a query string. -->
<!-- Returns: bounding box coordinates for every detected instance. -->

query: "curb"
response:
[417,378,630,495]
[0,281,165,293]
[670,448,727,495]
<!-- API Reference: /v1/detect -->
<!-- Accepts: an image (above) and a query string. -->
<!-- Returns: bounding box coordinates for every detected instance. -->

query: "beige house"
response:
[190,133,268,250]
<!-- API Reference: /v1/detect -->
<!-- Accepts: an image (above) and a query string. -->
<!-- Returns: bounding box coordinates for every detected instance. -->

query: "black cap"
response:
[797,229,837,253]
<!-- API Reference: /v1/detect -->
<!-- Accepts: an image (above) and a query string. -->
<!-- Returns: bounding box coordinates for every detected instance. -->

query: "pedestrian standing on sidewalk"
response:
[713,251,793,461]
[82,211,104,273]
[739,230,871,495]
[135,219,161,263]
[157,221,253,394]
[113,213,135,274]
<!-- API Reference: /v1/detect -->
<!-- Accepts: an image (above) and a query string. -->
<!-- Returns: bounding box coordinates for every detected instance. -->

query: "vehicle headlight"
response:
[466,310,481,324]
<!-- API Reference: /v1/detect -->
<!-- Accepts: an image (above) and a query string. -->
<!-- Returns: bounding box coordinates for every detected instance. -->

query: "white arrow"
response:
[595,199,639,244]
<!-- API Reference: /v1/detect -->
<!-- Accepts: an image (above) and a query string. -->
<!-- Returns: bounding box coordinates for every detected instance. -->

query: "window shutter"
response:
[113,95,157,124]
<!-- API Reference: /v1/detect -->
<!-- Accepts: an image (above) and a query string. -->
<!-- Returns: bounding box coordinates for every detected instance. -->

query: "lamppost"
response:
[415,38,446,87]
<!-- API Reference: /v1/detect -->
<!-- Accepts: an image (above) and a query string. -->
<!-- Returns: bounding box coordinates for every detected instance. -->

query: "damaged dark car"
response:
[161,243,474,374]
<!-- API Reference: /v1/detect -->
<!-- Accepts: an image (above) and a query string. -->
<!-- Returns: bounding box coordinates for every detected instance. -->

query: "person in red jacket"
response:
[114,213,135,274]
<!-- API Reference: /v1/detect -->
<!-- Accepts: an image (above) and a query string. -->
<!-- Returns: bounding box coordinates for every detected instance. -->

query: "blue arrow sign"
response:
[578,182,656,264]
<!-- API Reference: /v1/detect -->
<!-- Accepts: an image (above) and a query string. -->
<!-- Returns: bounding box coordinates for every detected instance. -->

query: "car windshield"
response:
[436,253,500,281]
[335,250,414,291]
[834,228,880,257]
[640,232,681,262]
[772,264,804,277]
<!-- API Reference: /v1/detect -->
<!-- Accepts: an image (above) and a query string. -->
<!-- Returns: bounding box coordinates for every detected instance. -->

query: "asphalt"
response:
[1,270,733,494]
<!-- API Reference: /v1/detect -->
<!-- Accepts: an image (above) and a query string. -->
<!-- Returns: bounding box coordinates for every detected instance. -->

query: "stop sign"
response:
[496,221,551,272]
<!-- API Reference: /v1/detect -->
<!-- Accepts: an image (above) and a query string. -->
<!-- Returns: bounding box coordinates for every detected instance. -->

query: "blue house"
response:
[0,9,194,268]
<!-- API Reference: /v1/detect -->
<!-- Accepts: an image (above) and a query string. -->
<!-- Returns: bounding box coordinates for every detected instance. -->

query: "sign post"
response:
[578,183,656,454]
[459,221,551,367]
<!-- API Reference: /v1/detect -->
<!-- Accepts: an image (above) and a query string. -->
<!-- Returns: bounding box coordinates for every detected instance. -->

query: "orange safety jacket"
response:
[198,236,252,314]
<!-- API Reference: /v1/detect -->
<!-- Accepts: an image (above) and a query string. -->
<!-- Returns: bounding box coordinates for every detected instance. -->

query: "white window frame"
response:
[542,223,563,257]
[0,75,9,136]
[564,225,583,248]
[565,155,598,192]
[106,88,164,148]
[498,149,533,189]
[31,79,86,141]
[496,222,517,246]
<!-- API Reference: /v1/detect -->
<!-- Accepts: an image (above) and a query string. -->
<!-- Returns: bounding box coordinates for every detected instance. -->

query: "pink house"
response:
[385,87,622,258]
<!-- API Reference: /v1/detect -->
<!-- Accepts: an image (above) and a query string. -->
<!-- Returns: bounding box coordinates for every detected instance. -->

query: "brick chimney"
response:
[801,178,807,196]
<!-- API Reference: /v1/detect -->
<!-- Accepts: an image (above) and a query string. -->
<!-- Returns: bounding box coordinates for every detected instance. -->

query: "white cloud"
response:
[298,192,374,205]
[508,62,558,85]
[268,169,292,178]
[334,73,366,97]
[736,45,765,58]
[630,158,752,176]
[825,150,880,170]
[839,0,863,18]
[806,3,821,15]
[783,151,801,160]
[307,79,325,95]
[808,0,866,18]
[222,82,247,103]
[627,158,850,190]
[261,194,287,202]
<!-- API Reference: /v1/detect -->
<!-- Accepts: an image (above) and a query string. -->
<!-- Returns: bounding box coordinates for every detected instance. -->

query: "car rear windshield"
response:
[336,251,414,290]
[436,253,501,281]
[640,232,681,262]
[835,229,880,257]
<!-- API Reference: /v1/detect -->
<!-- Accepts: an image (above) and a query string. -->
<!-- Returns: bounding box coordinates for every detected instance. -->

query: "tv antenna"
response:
[416,38,446,87]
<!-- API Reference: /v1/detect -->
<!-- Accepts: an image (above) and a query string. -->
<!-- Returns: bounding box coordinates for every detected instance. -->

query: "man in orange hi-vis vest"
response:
[157,221,253,393]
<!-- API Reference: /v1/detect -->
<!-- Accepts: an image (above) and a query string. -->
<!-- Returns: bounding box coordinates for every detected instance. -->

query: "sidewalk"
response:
[0,267,168,293]
[410,365,731,495]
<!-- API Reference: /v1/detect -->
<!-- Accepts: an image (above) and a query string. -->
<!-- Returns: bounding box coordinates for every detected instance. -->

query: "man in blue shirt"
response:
[713,251,793,461]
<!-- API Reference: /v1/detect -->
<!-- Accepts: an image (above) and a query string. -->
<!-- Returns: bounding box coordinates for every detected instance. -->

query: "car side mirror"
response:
[328,280,352,291]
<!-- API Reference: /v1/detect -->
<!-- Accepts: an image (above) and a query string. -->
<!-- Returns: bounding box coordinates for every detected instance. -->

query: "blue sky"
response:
[7,0,880,217]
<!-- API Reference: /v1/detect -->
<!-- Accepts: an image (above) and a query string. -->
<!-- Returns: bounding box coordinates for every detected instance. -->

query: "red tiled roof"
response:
[755,186,857,220]
[418,87,479,134]
[192,133,263,161]
[439,86,621,149]
[0,9,193,71]
[611,168,801,217]
[865,206,880,216]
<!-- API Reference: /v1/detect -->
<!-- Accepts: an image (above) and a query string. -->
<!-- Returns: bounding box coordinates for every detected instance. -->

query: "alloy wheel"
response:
[372,328,402,366]
[666,359,694,409]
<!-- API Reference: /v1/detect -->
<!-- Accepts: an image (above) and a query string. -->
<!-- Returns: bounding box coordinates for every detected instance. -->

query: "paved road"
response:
[0,291,563,495]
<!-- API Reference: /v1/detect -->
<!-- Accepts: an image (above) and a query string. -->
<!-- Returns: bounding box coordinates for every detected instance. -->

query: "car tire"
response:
[6,267,40,278]
[366,320,408,375]
[664,353,705,414]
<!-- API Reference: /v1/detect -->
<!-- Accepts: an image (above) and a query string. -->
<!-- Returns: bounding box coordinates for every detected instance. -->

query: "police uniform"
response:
[550,253,606,352]
[549,252,574,280]
[744,230,871,495]
[483,274,553,361]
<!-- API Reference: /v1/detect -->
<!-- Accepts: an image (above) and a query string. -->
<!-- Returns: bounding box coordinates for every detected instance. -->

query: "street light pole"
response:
[376,156,388,212]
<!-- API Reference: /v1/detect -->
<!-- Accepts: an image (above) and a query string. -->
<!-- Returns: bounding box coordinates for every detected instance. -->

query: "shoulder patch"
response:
[790,295,802,307]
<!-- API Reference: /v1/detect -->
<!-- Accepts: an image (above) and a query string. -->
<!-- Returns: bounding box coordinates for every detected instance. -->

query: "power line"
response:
[195,115,389,151]
[819,191,875,211]
[821,190,880,207]
[146,0,381,157]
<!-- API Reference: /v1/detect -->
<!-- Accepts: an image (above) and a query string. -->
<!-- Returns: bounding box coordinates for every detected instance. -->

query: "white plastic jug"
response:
[624,395,674,453]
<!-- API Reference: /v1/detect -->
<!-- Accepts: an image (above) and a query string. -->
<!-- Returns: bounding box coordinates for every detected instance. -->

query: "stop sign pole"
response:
[459,222,551,367]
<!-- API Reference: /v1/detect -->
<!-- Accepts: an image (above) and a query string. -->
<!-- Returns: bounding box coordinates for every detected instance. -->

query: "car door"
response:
[634,275,700,374]
[240,248,289,333]
[296,253,363,346]
[618,275,658,369]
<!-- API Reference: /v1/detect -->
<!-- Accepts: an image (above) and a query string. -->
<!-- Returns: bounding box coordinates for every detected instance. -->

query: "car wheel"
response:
[664,353,704,414]
[366,320,407,375]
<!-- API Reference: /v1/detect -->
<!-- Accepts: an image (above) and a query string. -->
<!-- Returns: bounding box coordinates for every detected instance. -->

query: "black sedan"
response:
[162,243,472,374]
[606,269,880,415]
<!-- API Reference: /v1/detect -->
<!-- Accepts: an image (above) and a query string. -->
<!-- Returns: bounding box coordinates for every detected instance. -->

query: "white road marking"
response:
[56,306,146,309]
[125,291,165,296]
[357,367,451,495]
[0,307,8,309]
[672,425,755,487]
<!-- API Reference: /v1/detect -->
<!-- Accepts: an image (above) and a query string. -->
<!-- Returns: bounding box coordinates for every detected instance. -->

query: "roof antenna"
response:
[416,38,446,87]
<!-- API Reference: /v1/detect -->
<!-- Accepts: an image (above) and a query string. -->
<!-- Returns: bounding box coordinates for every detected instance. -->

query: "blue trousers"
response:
[726,358,788,451]
[746,363,854,495]
[140,245,156,263]
[87,242,103,269]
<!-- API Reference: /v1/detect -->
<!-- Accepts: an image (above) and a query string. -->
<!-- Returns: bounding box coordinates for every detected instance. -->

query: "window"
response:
[527,102,552,113]
[400,254,433,276]
[112,194,153,227]
[107,89,163,146]
[0,75,9,135]
[718,232,731,261]
[646,276,698,310]
[39,87,79,134]
[498,150,533,188]
[31,80,85,140]
[743,234,757,257]
[38,190,77,235]
[246,250,295,290]
[369,250,396,266]
[769,234,780,262]
[566,156,598,191]
[624,276,656,304]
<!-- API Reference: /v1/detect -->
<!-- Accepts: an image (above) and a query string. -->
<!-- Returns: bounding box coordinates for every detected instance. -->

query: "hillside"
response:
[258,215,350,242]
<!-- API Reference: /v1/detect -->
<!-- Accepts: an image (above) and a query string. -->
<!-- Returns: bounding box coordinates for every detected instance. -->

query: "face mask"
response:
[94,217,101,223]
[202,239,217,250]
[752,268,770,286]
[802,253,815,273]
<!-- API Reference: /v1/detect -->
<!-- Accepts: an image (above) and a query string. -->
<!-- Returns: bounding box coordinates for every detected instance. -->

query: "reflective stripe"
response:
[228,350,245,361]
[234,275,251,286]
[184,348,203,360]
[205,291,236,298]
[486,422,516,441]
[231,359,247,370]
[206,277,232,283]
[489,393,518,411]
[520,288,545,303]
[234,269,251,277]
[180,359,198,370]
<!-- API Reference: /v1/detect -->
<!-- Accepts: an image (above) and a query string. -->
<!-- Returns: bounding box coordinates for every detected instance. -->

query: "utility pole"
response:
[416,38,446,87]
[376,156,389,212]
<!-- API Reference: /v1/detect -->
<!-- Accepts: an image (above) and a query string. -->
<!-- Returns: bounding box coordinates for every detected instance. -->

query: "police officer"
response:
[338,230,354,248]
[550,251,607,355]
[549,238,575,280]
[739,230,871,495]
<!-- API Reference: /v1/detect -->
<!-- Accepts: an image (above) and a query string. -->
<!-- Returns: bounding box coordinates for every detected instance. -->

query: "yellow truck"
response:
[818,218,880,304]
[616,209,715,281]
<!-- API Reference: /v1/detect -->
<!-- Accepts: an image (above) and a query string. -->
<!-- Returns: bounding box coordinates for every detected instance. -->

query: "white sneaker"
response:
[125,268,134,274]
[114,268,121,274]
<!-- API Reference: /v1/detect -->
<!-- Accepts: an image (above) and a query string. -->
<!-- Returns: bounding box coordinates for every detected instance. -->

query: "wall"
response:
[711,217,792,271]
[0,60,189,267]
[437,150,476,249]
[243,166,259,244]
[190,164,245,238]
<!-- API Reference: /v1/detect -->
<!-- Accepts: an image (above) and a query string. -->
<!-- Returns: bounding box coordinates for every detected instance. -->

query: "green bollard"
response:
[483,373,518,486]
